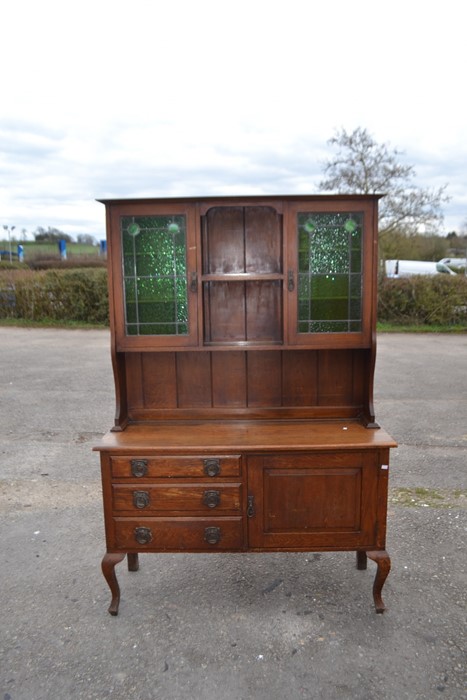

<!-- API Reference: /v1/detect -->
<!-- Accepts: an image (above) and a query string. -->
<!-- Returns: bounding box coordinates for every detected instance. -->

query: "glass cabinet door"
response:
[287,202,374,346]
[110,204,198,348]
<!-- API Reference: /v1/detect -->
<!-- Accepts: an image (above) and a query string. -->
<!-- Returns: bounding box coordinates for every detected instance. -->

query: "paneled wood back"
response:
[124,349,367,420]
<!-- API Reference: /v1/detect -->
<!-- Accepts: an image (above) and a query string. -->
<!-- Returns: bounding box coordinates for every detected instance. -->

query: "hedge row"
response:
[378,275,467,325]
[1,268,466,327]
[0,268,109,324]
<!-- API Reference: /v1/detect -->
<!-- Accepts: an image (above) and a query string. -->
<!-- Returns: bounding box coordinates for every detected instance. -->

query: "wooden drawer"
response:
[110,455,241,479]
[112,517,245,551]
[112,483,242,513]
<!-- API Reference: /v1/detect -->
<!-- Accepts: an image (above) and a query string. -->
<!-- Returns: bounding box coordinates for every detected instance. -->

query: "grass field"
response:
[0,241,99,260]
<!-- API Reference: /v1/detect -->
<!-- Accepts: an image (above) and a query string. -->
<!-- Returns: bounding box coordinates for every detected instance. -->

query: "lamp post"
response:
[2,225,15,262]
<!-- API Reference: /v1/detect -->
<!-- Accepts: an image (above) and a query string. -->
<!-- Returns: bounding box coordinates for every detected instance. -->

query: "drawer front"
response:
[112,517,244,551]
[112,483,242,513]
[110,455,241,479]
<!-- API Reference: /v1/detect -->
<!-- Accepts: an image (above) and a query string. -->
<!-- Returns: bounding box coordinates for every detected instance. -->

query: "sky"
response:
[1,0,466,241]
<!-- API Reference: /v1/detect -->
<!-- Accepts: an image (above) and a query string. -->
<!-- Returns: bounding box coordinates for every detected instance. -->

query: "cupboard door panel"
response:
[264,468,361,531]
[248,452,379,549]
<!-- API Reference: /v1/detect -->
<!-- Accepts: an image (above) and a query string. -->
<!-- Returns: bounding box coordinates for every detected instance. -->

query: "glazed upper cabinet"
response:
[286,199,376,347]
[108,202,199,349]
[103,196,378,351]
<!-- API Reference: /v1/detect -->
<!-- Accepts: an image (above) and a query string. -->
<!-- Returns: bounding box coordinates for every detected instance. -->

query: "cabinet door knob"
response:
[204,458,221,477]
[204,526,221,545]
[131,459,148,478]
[134,527,152,545]
[203,490,221,508]
[133,490,150,509]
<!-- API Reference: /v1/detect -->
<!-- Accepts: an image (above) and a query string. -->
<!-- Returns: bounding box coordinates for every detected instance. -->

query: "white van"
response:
[385,260,456,278]
[438,257,466,272]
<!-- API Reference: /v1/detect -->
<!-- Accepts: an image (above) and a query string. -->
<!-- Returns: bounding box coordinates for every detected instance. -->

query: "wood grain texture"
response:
[95,421,397,453]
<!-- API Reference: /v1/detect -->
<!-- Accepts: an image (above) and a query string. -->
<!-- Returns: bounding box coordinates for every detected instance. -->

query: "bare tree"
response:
[319,127,449,237]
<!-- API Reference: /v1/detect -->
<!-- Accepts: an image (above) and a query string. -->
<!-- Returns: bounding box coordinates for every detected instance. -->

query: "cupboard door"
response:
[287,201,376,347]
[247,452,381,549]
[110,203,199,349]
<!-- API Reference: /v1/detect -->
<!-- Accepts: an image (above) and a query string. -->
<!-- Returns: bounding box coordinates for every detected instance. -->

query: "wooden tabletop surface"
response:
[94,420,397,453]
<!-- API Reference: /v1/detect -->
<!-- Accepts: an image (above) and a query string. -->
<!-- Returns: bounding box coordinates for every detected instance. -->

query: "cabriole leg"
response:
[101,552,126,616]
[366,550,391,613]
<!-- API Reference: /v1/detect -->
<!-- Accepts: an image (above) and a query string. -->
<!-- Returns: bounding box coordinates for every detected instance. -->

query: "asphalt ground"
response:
[0,328,466,700]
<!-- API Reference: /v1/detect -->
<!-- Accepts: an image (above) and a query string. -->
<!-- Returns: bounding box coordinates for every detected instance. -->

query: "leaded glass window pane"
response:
[121,215,188,336]
[297,212,363,333]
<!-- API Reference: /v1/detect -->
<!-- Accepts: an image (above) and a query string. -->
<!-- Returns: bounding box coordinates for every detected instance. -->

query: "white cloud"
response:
[1,0,466,237]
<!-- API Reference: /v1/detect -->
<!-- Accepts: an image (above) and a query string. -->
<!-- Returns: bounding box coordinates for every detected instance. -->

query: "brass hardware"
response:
[204,526,221,545]
[131,459,148,478]
[204,458,221,477]
[190,272,198,293]
[134,527,152,545]
[247,495,255,518]
[288,270,295,292]
[203,490,221,509]
[133,490,150,509]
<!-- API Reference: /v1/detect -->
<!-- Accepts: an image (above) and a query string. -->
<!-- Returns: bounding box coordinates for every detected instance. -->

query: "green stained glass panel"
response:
[297,212,363,333]
[121,215,189,336]
[125,302,138,324]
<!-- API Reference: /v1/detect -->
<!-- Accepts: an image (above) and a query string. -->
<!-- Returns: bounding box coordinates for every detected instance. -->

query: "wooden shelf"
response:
[202,273,284,282]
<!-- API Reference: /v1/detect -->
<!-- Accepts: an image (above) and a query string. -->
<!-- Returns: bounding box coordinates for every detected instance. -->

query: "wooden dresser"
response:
[94,195,396,615]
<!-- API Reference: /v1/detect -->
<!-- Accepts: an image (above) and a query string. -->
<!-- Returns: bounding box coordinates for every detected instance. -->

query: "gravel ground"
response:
[0,328,466,700]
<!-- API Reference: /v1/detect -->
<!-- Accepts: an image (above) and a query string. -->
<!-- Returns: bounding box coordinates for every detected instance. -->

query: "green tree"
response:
[34,226,74,243]
[76,233,97,245]
[319,127,449,237]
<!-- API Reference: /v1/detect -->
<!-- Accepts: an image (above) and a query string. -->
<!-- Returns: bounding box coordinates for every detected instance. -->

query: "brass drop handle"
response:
[204,526,221,545]
[203,490,221,509]
[133,490,150,509]
[134,527,152,545]
[288,270,295,292]
[190,272,198,293]
[131,459,148,478]
[204,458,221,477]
